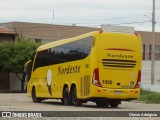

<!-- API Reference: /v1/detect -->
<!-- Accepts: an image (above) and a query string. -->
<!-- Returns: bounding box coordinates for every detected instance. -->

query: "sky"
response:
[0,0,160,32]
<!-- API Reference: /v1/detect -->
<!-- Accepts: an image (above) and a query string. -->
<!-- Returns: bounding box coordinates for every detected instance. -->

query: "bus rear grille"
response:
[81,75,90,97]
[102,59,136,68]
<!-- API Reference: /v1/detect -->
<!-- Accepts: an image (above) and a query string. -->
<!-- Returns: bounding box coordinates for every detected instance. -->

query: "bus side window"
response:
[33,36,94,71]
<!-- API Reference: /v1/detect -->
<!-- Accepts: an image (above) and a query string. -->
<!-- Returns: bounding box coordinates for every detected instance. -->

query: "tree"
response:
[0,39,40,92]
[0,42,13,71]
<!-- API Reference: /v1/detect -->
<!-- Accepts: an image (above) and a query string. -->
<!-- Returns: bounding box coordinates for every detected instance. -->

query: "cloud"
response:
[0,0,152,11]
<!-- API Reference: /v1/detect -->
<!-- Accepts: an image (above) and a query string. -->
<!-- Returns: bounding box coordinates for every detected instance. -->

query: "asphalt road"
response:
[0,93,159,120]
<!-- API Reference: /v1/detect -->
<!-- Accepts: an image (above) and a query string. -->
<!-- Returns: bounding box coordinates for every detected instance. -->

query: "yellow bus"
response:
[26,31,142,107]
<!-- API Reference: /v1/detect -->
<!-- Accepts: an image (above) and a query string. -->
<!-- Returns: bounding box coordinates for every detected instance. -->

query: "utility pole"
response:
[151,0,156,84]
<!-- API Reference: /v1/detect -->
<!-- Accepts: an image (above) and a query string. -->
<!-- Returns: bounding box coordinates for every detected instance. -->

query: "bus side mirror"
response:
[24,60,32,73]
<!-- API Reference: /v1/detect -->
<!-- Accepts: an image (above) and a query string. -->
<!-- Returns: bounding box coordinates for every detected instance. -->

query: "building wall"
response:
[0,73,21,91]
[0,34,15,42]
[138,31,160,45]
[0,22,100,41]
[142,61,160,84]
[143,44,160,60]
[9,73,21,91]
[0,72,10,90]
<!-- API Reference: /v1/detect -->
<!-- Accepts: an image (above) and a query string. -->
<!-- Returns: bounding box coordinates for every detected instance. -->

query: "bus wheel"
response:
[63,87,71,105]
[96,101,109,108]
[61,99,64,104]
[109,101,120,108]
[71,87,82,106]
[32,87,42,103]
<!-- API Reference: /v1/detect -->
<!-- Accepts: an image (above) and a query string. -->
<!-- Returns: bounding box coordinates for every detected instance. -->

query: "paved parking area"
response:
[0,93,160,120]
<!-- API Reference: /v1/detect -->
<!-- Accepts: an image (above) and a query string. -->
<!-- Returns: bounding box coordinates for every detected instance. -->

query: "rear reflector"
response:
[92,68,102,87]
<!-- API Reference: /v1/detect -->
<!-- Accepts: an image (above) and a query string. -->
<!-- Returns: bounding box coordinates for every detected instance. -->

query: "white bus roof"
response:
[101,25,134,34]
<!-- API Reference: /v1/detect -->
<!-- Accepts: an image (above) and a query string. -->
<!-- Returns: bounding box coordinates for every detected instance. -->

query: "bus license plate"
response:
[114,91,122,94]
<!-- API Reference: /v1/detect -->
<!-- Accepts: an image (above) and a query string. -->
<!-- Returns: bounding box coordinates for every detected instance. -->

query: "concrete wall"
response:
[9,73,21,91]
[141,61,160,92]
[141,61,160,84]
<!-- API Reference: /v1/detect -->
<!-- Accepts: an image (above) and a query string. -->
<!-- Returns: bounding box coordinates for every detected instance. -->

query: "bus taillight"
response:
[134,70,141,88]
[92,68,102,87]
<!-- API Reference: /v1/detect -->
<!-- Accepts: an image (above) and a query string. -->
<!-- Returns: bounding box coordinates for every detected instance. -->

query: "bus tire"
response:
[71,87,82,106]
[61,99,64,104]
[32,87,42,103]
[109,101,120,108]
[63,87,71,105]
[96,101,109,108]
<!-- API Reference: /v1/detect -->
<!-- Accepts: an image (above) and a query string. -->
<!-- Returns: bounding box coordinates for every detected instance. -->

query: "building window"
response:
[149,45,152,60]
[155,45,160,60]
[143,44,145,60]
[35,38,41,43]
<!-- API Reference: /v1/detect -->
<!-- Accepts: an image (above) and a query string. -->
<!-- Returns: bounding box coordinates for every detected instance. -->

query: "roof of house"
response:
[0,27,16,35]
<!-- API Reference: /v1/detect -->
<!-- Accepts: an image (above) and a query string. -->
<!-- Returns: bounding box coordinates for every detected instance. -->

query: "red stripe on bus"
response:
[105,48,135,52]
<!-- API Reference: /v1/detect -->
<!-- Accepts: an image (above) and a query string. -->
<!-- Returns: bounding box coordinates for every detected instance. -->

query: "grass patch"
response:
[138,88,160,104]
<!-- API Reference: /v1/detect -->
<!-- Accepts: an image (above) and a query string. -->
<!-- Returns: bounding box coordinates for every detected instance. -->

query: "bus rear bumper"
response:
[90,86,140,100]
